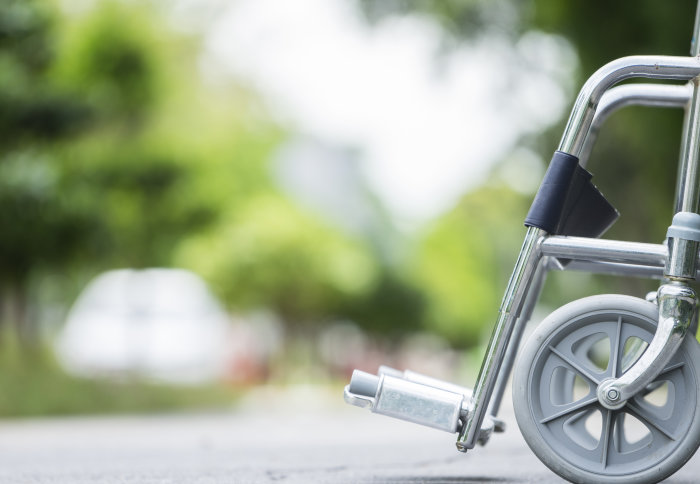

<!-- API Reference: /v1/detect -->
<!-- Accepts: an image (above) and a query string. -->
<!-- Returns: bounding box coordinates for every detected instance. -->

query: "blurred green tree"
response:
[175,193,380,330]
[0,0,95,342]
[0,0,285,343]
[49,1,225,268]
[3,0,419,347]
[410,182,528,346]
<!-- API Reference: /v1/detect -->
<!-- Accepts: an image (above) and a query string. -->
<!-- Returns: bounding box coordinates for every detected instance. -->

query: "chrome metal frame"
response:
[579,83,691,167]
[558,55,700,156]
[597,282,697,408]
[484,84,692,423]
[457,54,700,450]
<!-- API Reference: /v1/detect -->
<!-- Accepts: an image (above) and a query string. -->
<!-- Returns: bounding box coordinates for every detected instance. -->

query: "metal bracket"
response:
[597,282,698,409]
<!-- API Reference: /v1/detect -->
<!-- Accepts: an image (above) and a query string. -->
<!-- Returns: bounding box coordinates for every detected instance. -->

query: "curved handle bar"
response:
[579,83,692,167]
[558,55,700,156]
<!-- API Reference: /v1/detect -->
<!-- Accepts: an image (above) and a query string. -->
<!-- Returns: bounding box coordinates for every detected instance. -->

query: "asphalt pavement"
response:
[1,385,699,483]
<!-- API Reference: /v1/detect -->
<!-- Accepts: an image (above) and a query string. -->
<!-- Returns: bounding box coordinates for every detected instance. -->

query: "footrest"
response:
[344,369,465,433]
[344,366,501,445]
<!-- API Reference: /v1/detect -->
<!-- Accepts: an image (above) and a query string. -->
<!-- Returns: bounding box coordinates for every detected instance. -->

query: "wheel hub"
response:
[597,379,627,410]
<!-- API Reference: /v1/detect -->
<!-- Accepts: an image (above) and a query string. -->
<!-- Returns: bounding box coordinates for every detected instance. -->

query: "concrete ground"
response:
[0,385,699,483]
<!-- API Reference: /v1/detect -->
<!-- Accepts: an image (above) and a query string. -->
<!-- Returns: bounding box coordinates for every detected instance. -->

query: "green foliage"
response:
[175,194,379,327]
[0,151,94,278]
[531,1,696,68]
[0,1,91,147]
[0,332,239,417]
[17,0,693,362]
[0,0,288,347]
[340,272,426,338]
[47,1,283,271]
[51,1,165,121]
[411,183,528,347]
[0,0,53,71]
[0,0,94,296]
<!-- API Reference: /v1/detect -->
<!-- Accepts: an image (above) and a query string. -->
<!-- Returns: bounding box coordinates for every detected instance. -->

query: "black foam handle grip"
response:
[524,151,579,233]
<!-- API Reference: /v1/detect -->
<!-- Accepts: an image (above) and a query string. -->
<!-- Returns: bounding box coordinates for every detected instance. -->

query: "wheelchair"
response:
[345,3,700,483]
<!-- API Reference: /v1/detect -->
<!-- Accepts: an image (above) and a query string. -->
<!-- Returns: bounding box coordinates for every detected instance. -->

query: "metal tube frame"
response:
[487,235,700,414]
[579,83,691,167]
[344,9,700,453]
[487,258,549,418]
[483,83,692,427]
[457,54,700,450]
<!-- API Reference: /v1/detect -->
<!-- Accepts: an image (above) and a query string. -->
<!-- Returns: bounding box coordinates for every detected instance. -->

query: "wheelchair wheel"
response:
[513,294,700,483]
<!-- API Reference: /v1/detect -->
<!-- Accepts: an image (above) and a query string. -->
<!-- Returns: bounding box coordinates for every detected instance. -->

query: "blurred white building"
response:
[55,268,232,384]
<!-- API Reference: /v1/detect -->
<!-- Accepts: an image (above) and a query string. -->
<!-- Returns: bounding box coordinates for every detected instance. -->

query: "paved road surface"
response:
[1,385,699,483]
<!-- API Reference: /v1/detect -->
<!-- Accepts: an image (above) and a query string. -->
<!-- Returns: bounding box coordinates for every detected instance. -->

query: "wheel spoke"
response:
[549,345,602,385]
[610,316,622,378]
[658,361,685,377]
[613,412,624,455]
[539,396,599,424]
[626,402,677,441]
[601,409,614,469]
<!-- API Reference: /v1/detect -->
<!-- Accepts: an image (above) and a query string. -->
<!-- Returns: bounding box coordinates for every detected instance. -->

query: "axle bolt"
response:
[606,388,620,402]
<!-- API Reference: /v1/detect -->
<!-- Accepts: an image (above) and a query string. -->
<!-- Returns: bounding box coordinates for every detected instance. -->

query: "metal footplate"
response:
[344,367,504,446]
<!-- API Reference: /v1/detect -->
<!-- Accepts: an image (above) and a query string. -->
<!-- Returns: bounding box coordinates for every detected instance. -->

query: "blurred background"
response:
[0,0,697,416]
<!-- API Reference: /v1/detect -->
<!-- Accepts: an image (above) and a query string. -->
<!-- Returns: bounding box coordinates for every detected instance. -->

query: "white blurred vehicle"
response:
[55,269,231,384]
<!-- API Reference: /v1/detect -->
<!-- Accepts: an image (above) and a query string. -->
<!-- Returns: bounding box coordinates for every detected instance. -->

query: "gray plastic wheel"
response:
[513,295,700,484]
